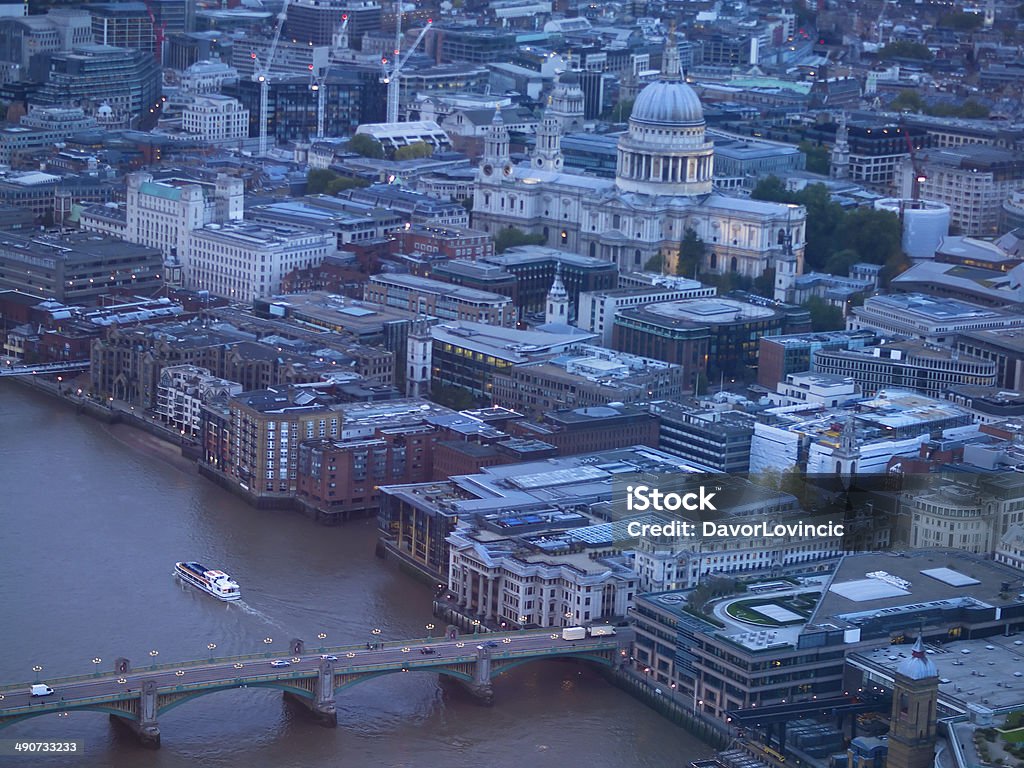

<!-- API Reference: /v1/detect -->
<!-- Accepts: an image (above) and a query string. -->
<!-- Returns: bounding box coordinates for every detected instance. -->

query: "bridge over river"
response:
[0,630,629,748]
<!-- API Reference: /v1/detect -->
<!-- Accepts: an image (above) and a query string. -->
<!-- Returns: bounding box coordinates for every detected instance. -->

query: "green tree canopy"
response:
[677,227,706,276]
[347,133,385,158]
[878,41,933,61]
[494,226,545,253]
[751,178,902,275]
[428,383,478,410]
[798,140,830,175]
[306,168,370,195]
[890,89,924,113]
[394,141,433,160]
[644,252,665,273]
[804,296,845,332]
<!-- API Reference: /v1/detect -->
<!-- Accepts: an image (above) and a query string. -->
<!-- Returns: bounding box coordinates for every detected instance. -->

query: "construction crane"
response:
[899,118,927,202]
[142,0,167,64]
[309,14,350,140]
[380,5,432,124]
[252,0,291,157]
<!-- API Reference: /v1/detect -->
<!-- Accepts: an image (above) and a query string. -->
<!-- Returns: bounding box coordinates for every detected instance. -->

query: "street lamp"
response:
[32,665,42,682]
[92,658,102,676]
[149,650,159,668]
[471,619,480,635]
[317,632,327,651]
[519,615,528,632]
[207,643,217,662]
[426,623,435,638]
[371,628,381,649]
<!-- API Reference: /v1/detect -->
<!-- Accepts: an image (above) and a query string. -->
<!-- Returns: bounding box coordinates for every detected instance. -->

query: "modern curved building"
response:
[471,34,807,301]
[874,198,950,260]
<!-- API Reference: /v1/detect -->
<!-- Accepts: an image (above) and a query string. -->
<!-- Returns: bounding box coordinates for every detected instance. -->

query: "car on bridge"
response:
[320,655,338,661]
[270,659,292,668]
[419,647,435,655]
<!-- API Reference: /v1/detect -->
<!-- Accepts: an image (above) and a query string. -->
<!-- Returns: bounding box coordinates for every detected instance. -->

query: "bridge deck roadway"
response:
[0,631,627,722]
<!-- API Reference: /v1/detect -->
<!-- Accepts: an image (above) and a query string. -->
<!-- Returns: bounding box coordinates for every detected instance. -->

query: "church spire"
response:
[545,263,570,325]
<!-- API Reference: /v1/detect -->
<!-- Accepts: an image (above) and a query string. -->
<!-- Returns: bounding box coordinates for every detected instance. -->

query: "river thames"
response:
[0,382,714,767]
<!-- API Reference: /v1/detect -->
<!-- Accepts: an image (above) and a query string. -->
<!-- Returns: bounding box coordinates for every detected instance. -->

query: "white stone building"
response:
[447,523,638,628]
[182,94,249,142]
[185,222,333,302]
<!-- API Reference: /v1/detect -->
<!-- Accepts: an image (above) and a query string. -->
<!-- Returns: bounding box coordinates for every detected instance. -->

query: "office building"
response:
[491,345,684,418]
[182,94,249,141]
[364,273,515,328]
[578,280,716,346]
[185,223,333,302]
[649,401,755,473]
[429,321,596,397]
[30,44,161,125]
[614,296,810,389]
[0,231,162,305]
[848,294,1024,345]
[896,146,1024,237]
[956,329,1024,391]
[379,445,713,581]
[749,389,973,475]
[757,330,882,390]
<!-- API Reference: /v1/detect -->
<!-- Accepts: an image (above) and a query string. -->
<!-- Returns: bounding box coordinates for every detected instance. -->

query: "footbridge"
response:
[0,360,90,376]
[0,630,629,748]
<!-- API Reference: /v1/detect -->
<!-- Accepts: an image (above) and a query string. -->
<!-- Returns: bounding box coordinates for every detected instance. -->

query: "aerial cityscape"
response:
[1,0,1023,765]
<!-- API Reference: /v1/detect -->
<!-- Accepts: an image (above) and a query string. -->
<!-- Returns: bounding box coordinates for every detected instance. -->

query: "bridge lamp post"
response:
[263,637,273,657]
[317,632,327,652]
[371,628,381,649]
[425,623,434,639]
[149,650,159,669]
[207,643,217,662]
[92,657,102,677]
[471,619,480,635]
[32,665,42,683]
[518,615,527,632]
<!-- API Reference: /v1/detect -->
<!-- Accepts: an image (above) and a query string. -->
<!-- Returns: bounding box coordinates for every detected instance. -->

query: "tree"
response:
[394,141,433,160]
[824,248,861,276]
[307,168,370,195]
[347,133,385,158]
[804,296,844,331]
[494,226,545,253]
[428,383,478,410]
[834,207,902,266]
[798,140,830,175]
[878,41,933,61]
[751,175,789,202]
[890,90,925,113]
[677,227,706,276]
[644,253,665,273]
[753,267,776,298]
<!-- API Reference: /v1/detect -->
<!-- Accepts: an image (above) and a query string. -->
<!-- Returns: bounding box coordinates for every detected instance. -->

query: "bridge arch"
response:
[0,704,140,730]
[156,680,316,716]
[489,652,615,679]
[333,664,475,695]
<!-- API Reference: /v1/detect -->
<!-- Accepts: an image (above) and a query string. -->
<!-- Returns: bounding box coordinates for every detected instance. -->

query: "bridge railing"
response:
[0,631,601,692]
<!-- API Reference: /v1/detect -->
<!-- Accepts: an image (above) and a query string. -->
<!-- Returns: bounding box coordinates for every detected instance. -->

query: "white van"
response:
[30,684,54,697]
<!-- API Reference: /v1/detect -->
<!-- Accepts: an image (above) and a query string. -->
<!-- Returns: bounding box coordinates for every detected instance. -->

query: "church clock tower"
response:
[887,637,939,768]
